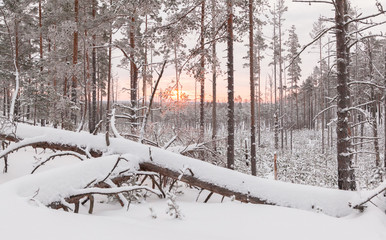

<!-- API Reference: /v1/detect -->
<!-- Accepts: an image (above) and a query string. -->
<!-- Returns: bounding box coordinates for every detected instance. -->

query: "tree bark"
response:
[274,110,279,149]
[143,15,148,116]
[9,18,20,122]
[248,0,256,176]
[199,0,206,140]
[367,42,380,167]
[90,0,97,133]
[273,5,278,125]
[130,15,138,122]
[39,0,43,72]
[211,0,217,151]
[319,38,325,154]
[278,5,284,151]
[105,0,113,138]
[71,0,79,126]
[226,0,235,169]
[335,0,356,190]
[384,46,386,171]
[257,26,262,146]
[140,162,268,204]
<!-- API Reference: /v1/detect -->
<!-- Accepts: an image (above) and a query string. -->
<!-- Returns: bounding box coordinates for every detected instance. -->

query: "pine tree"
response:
[310,16,326,153]
[286,25,301,129]
[199,0,206,140]
[226,0,235,169]
[335,0,355,190]
[248,0,256,175]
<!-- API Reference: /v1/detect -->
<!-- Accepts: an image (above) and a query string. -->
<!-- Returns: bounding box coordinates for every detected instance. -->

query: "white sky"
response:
[114,0,385,102]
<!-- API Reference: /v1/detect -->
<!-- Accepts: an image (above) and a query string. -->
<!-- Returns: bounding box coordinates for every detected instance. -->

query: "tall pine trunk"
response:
[384,46,386,171]
[9,18,20,122]
[257,27,262,147]
[226,0,235,169]
[367,42,380,167]
[273,5,278,148]
[211,0,217,151]
[143,15,148,117]
[130,15,138,124]
[199,0,205,140]
[248,0,256,176]
[71,0,79,126]
[319,38,325,154]
[39,0,43,72]
[335,0,356,190]
[278,7,284,150]
[90,0,97,133]
[105,0,113,138]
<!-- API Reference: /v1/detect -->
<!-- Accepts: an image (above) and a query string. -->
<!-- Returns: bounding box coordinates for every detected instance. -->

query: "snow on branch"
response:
[350,136,380,140]
[31,151,87,174]
[139,61,167,143]
[26,154,162,214]
[114,103,148,112]
[286,26,335,69]
[313,105,337,121]
[348,22,386,47]
[110,109,123,139]
[351,183,386,211]
[70,185,161,198]
[153,0,204,30]
[351,140,374,147]
[344,151,379,156]
[345,9,386,27]
[163,135,178,150]
[351,120,371,129]
[343,107,370,119]
[292,0,333,5]
[348,81,385,89]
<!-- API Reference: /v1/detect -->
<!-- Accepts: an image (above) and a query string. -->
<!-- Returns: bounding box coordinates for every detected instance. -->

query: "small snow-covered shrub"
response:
[166,191,184,219]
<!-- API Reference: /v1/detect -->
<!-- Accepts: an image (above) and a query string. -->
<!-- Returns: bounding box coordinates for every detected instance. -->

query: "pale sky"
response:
[114,0,385,102]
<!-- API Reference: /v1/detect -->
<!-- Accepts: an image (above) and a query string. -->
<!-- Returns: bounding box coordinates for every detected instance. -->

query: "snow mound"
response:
[3,154,140,205]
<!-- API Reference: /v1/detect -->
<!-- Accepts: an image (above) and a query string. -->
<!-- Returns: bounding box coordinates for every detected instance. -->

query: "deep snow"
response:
[0,124,385,240]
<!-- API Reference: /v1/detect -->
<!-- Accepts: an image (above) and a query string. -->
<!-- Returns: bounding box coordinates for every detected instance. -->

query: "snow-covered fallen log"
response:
[14,154,161,213]
[0,123,372,217]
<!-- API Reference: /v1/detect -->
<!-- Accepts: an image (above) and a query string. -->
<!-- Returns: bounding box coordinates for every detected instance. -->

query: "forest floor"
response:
[0,142,385,240]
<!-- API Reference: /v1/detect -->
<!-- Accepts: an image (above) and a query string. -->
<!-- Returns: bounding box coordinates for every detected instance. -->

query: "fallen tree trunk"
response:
[0,124,360,217]
[0,134,102,158]
[140,162,267,204]
[0,132,267,205]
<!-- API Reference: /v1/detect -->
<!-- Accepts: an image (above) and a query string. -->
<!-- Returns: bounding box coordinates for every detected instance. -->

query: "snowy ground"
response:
[0,146,385,240]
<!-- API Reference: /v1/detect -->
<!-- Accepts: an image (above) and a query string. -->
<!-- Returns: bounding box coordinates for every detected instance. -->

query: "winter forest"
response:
[0,0,385,239]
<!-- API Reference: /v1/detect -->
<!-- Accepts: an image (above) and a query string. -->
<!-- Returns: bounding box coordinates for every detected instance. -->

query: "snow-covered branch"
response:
[139,61,167,143]
[313,105,337,121]
[31,151,86,174]
[348,81,385,89]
